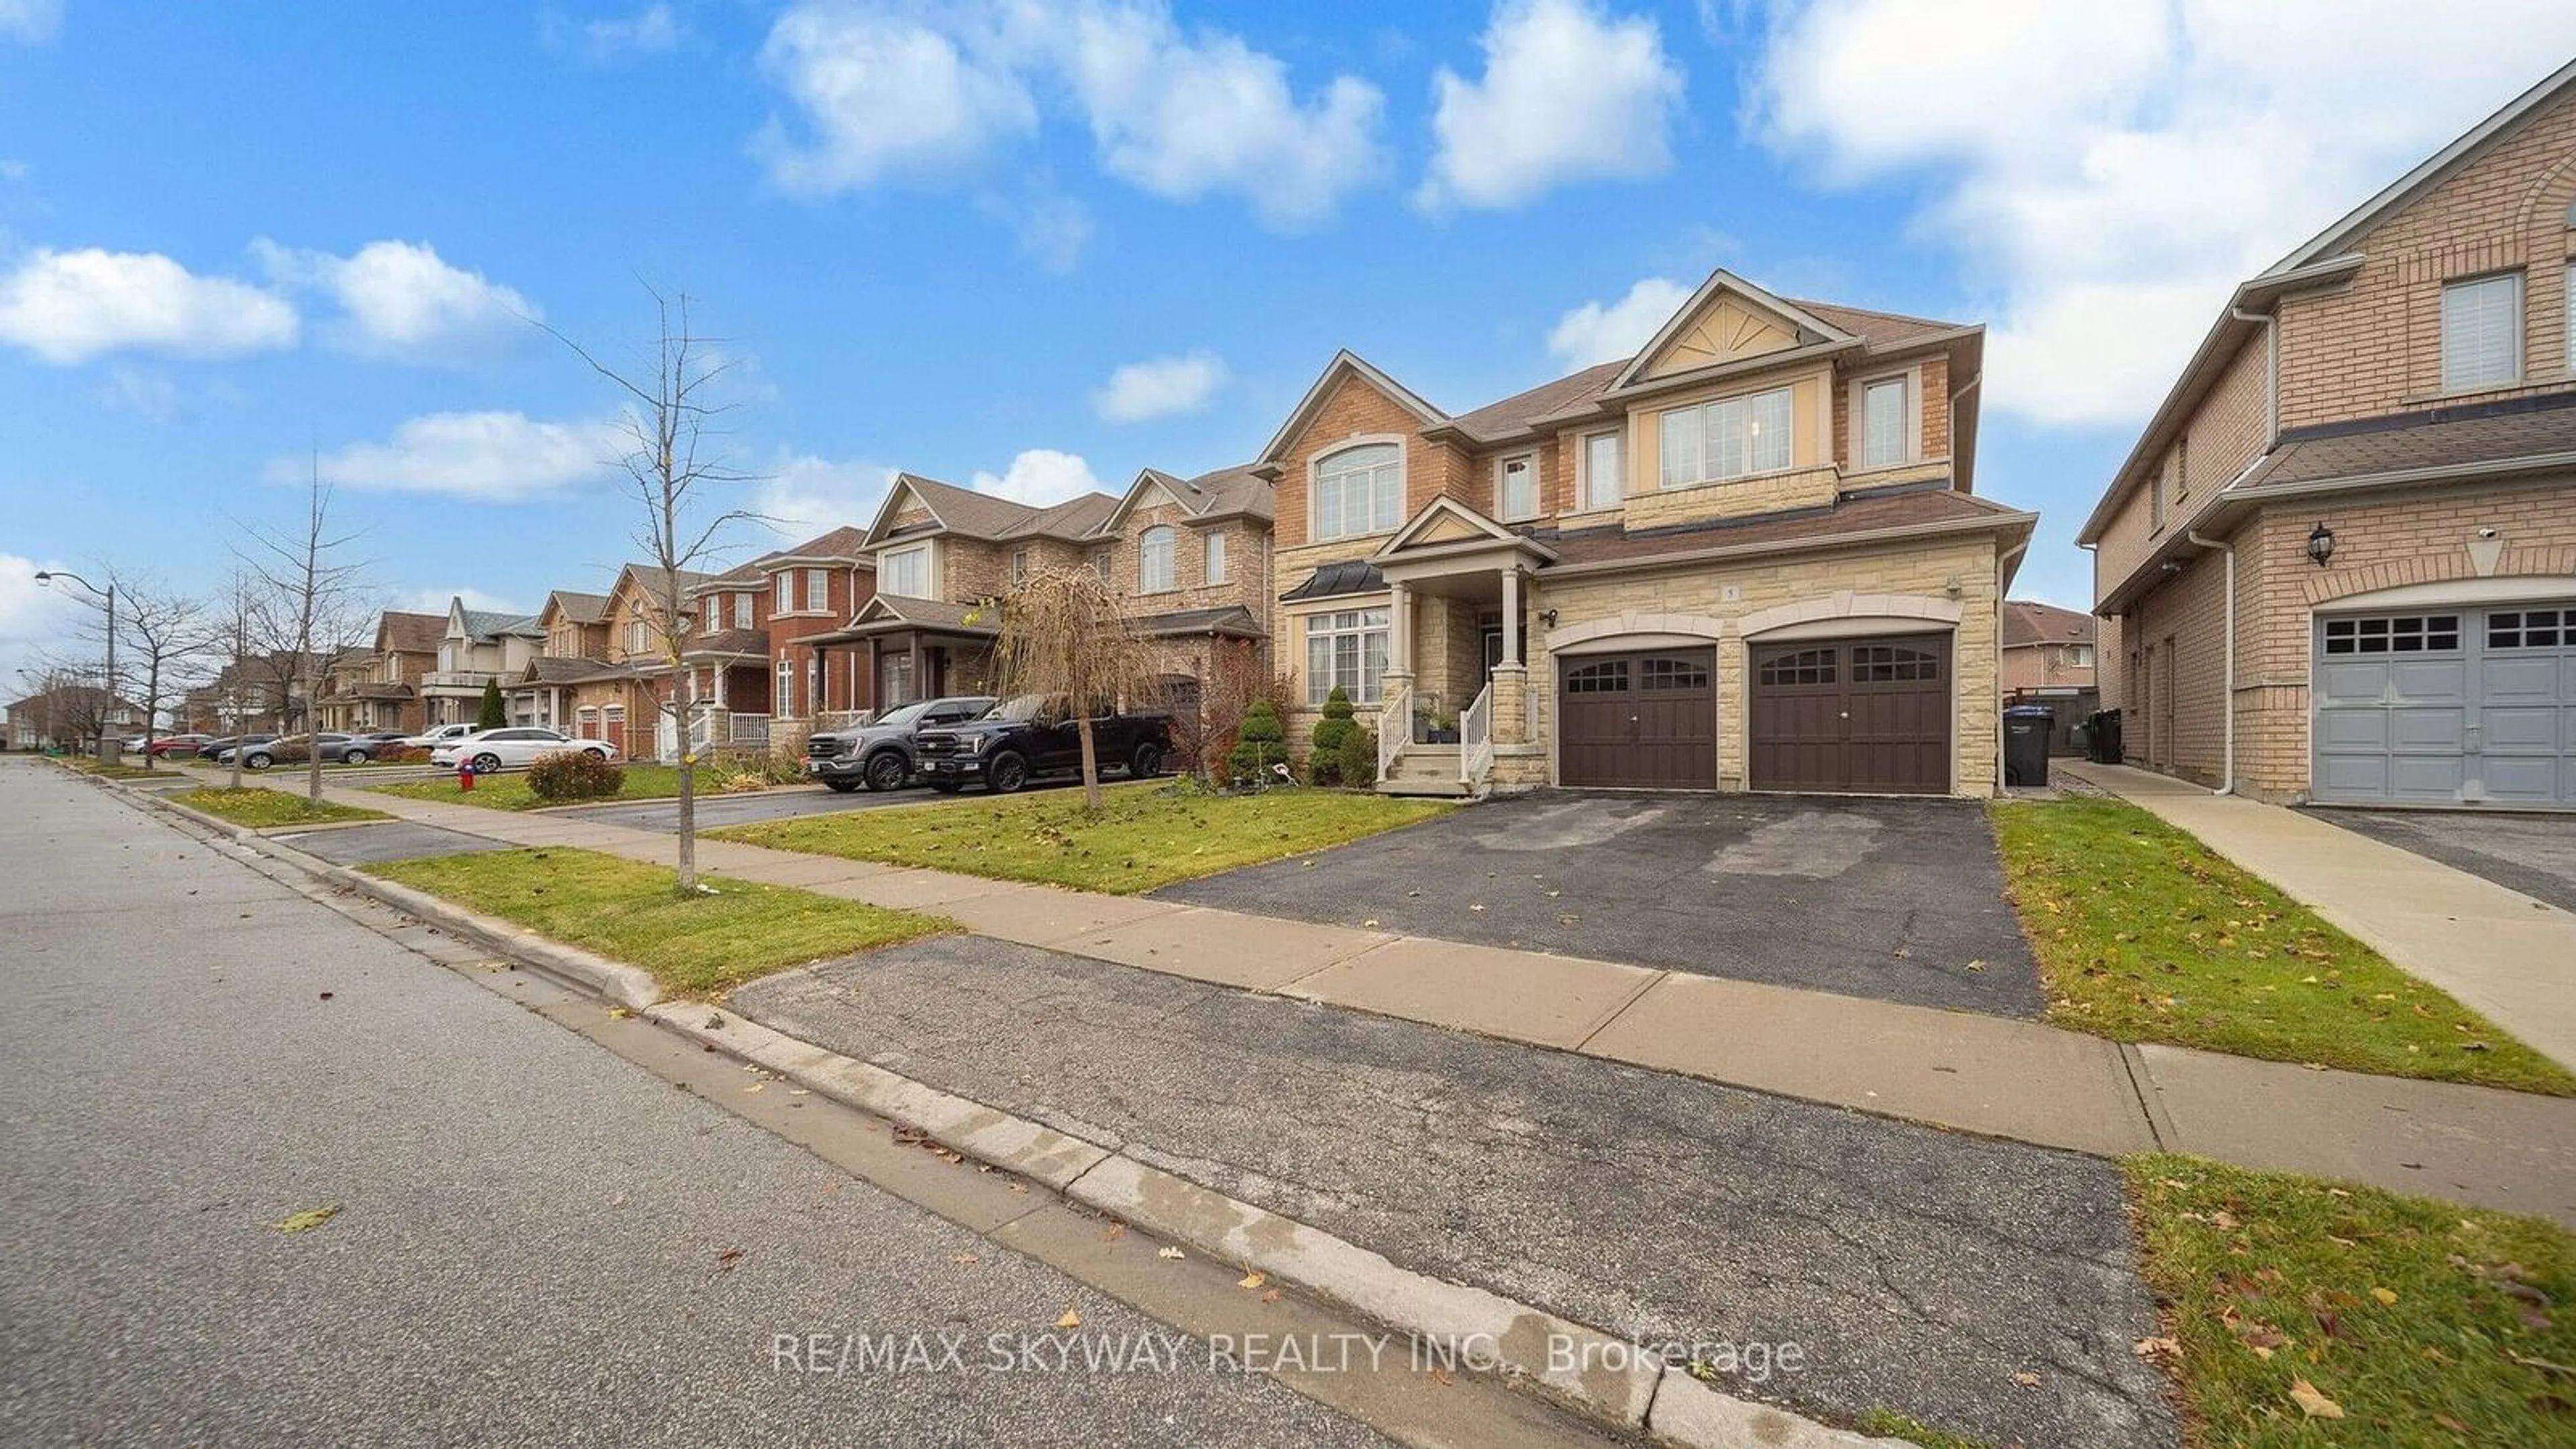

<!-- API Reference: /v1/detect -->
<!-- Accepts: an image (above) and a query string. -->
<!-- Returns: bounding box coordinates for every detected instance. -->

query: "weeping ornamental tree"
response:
[989,561,1159,812]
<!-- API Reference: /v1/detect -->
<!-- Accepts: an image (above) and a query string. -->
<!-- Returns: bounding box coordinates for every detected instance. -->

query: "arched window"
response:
[1311,443,1403,541]
[1138,525,1176,593]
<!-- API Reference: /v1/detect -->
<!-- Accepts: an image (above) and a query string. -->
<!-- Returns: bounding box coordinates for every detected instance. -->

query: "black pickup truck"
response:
[910,695,1173,794]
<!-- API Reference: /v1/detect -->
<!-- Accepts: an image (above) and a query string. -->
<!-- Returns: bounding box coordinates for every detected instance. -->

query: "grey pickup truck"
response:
[803,695,998,793]
[909,694,1173,794]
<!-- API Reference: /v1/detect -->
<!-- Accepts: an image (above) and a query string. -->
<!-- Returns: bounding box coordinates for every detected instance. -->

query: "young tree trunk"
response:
[673,676,697,892]
[1076,713,1102,812]
[304,655,323,804]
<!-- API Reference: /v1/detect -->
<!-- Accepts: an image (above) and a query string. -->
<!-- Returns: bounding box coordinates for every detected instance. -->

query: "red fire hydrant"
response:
[457,760,476,792]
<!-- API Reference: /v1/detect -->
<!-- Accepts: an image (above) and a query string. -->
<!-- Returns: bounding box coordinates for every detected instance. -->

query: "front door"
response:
[1556,649,1717,789]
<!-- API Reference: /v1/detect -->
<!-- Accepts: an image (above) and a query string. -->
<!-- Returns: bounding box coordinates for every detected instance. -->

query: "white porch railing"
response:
[1377,683,1409,782]
[1460,683,1493,789]
[727,712,771,747]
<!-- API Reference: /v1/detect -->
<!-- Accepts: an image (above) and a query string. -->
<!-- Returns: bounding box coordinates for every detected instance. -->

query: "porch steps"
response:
[1376,745,1474,799]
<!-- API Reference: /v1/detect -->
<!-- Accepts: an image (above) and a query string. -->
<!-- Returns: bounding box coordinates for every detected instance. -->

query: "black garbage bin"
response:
[2087,708,2123,765]
[2003,704,2054,787]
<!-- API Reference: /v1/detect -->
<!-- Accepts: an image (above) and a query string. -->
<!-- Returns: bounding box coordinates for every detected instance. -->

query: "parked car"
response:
[910,695,1173,794]
[403,722,480,750]
[430,727,617,774]
[354,730,411,746]
[195,732,280,760]
[216,733,384,769]
[144,733,213,757]
[805,695,998,794]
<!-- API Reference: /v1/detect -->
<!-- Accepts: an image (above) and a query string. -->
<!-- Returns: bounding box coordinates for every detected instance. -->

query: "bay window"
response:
[1659,386,1792,488]
[1311,443,1403,541]
[1304,608,1389,705]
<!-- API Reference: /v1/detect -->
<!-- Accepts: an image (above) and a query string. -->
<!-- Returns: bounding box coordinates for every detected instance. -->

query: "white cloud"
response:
[288,411,623,500]
[1419,0,1685,211]
[1546,276,1690,368]
[754,453,900,537]
[755,1,1384,227]
[1750,0,2576,426]
[0,0,61,44]
[0,248,297,364]
[971,448,1100,506]
[1093,350,1226,423]
[396,587,524,616]
[252,238,536,360]
[544,3,682,63]
[1040,2,1387,227]
[754,5,1038,194]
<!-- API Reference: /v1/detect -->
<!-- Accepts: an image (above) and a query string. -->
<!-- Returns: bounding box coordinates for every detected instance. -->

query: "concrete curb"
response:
[109,773,1904,1449]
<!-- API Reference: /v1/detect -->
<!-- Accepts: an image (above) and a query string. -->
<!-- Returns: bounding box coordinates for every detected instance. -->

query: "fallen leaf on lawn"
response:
[1057,1309,1082,1330]
[2288,1379,2345,1419]
[1157,1246,1185,1260]
[2434,1414,2469,1434]
[271,1205,340,1233]
[2371,1287,2398,1306]
[2507,1350,2576,1376]
[2211,1210,2239,1230]
[1965,959,1988,972]
[2133,1336,2180,1360]
[1238,1271,1267,1290]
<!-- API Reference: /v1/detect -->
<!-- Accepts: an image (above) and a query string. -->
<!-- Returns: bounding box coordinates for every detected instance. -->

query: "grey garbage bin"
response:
[2003,704,2053,787]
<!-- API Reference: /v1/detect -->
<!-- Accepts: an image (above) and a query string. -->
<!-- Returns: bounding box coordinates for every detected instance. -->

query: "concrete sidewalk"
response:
[211,765,2576,1224]
[2061,761,2576,1075]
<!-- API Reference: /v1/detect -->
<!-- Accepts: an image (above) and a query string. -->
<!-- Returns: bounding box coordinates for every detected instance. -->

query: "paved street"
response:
[0,763,1397,1448]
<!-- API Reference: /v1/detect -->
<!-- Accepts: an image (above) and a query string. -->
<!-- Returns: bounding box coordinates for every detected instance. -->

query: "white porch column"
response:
[715,665,729,708]
[1388,581,1413,674]
[1499,568,1521,667]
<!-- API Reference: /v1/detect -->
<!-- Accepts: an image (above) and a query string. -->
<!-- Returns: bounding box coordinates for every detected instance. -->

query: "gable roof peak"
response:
[1606,267,1861,394]
[1256,349,1451,466]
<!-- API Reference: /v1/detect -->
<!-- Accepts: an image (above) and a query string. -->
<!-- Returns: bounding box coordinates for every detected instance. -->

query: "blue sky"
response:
[5,1,2574,692]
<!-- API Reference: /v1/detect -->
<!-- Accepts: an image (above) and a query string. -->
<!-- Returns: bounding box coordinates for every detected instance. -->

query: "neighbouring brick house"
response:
[504,590,613,733]
[1258,268,2031,797]
[419,599,545,729]
[314,610,443,735]
[803,476,1120,711]
[743,526,875,757]
[6,686,141,749]
[1092,465,1276,708]
[559,565,712,761]
[183,652,326,734]
[2000,600,2100,755]
[2080,58,2576,808]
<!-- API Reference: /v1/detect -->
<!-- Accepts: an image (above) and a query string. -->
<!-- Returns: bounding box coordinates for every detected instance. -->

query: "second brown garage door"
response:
[1750,634,1951,794]
[1558,649,1717,789]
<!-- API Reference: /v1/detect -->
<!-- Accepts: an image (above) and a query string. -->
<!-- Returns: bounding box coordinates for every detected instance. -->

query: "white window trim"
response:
[1574,429,1624,513]
[879,544,932,600]
[1657,385,1796,490]
[772,573,791,614]
[1138,525,1177,594]
[803,568,829,614]
[2439,270,2523,394]
[1203,529,1228,585]
[1493,452,1540,523]
[1307,435,1407,543]
[1299,603,1392,706]
[1848,368,1921,472]
[1010,548,1030,588]
[731,592,752,631]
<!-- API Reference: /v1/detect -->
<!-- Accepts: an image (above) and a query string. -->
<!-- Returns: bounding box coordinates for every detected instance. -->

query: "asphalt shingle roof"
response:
[2248,396,2576,489]
[2002,600,2096,649]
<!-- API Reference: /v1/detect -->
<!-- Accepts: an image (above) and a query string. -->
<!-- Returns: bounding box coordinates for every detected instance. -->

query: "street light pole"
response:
[36,570,116,759]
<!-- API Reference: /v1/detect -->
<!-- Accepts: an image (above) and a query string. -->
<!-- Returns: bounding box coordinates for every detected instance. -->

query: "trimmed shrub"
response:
[706,748,806,786]
[1226,700,1290,784]
[374,745,430,764]
[1309,687,1356,786]
[1334,725,1377,790]
[526,748,625,802]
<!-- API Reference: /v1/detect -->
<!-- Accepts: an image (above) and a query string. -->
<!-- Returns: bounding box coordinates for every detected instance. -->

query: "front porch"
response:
[1367,501,1554,798]
[800,597,1000,748]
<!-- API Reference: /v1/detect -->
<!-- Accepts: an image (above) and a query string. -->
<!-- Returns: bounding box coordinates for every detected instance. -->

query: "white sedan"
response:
[403,722,480,749]
[430,727,619,773]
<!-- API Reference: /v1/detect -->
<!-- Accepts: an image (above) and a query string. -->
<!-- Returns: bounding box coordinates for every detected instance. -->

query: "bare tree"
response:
[989,561,1159,811]
[208,570,269,790]
[105,570,215,757]
[543,287,756,894]
[239,475,373,803]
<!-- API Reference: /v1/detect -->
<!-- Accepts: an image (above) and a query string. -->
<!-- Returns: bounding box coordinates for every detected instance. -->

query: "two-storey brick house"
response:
[806,475,1120,710]
[1090,464,1276,699]
[747,526,875,755]
[2080,58,2576,808]
[558,564,712,759]
[1258,268,2032,796]
[506,590,614,733]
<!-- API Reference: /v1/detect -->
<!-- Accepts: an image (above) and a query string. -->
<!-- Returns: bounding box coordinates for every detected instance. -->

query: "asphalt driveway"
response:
[1157,791,2045,1015]
[2308,808,2576,916]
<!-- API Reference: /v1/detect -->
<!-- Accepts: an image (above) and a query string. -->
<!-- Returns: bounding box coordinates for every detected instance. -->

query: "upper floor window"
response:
[1011,548,1030,588]
[880,545,928,598]
[803,568,829,612]
[2070,644,2096,667]
[2440,272,2521,392]
[1496,455,1537,522]
[2566,262,2575,371]
[1579,430,1623,511]
[1660,386,1792,489]
[1312,442,1402,541]
[1860,377,1909,469]
[773,572,792,614]
[1138,526,1177,593]
[1204,531,1228,585]
[731,592,752,631]
[437,643,456,672]
[626,619,649,654]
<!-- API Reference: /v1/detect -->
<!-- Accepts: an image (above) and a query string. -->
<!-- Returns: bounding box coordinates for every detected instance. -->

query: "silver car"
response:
[431,727,618,774]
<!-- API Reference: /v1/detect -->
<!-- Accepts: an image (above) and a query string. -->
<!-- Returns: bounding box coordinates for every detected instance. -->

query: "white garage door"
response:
[2313,603,2576,807]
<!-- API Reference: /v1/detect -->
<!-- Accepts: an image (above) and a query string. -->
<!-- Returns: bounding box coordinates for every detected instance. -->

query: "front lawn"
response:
[1992,800,2575,1095]
[2127,1153,2576,1447]
[370,763,694,812]
[363,847,953,994]
[174,788,390,829]
[53,757,178,780]
[707,783,1454,895]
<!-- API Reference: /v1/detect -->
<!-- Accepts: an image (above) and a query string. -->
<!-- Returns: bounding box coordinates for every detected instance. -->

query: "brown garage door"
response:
[1558,649,1717,789]
[1750,635,1951,794]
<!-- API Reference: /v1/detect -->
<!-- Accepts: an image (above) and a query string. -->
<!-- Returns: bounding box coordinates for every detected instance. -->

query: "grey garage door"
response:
[2312,603,2576,807]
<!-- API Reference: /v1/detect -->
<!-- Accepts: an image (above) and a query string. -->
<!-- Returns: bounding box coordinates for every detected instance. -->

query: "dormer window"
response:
[1312,442,1403,541]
